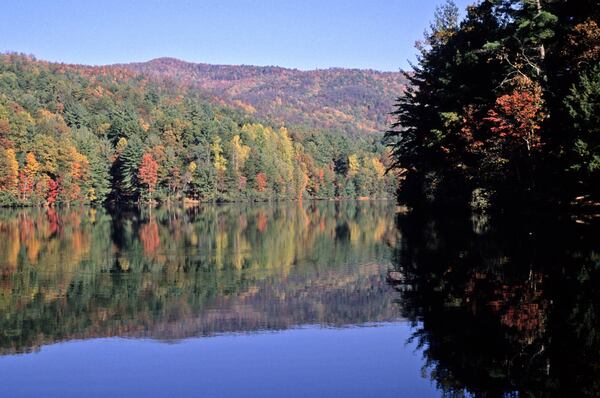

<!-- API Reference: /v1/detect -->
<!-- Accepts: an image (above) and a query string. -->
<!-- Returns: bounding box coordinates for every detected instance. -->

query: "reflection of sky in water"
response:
[0,202,437,397]
[0,322,439,398]
[5,203,596,396]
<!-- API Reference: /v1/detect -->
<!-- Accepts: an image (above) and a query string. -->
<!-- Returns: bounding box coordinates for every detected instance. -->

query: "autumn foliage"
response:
[387,0,600,208]
[138,153,159,198]
[486,77,545,153]
[255,172,267,192]
[0,53,397,206]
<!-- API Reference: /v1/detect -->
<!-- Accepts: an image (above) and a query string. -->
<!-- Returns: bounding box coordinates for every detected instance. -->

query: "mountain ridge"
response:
[122,56,403,76]
[117,56,408,136]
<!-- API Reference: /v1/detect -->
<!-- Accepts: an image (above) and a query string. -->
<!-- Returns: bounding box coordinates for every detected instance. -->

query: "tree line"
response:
[0,54,398,206]
[386,0,599,211]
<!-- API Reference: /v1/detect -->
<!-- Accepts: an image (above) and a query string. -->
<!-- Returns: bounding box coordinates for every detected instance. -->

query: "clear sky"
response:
[0,0,474,72]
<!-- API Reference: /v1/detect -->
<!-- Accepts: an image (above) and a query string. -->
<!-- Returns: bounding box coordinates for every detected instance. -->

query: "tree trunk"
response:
[535,0,546,60]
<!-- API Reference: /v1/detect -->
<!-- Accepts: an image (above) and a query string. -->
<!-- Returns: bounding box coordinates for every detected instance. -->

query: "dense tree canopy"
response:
[386,0,600,211]
[0,54,398,206]
[122,57,408,137]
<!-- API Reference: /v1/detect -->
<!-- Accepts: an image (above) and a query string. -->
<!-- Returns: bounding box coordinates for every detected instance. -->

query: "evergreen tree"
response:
[116,135,143,200]
[387,0,600,210]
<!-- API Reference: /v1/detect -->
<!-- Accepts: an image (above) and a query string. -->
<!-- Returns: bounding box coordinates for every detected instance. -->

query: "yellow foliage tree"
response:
[116,137,128,156]
[24,152,41,177]
[61,146,91,201]
[348,154,360,176]
[19,152,41,200]
[371,157,386,180]
[230,135,250,173]
[278,127,294,162]
[36,109,69,136]
[0,148,19,192]
[211,136,228,172]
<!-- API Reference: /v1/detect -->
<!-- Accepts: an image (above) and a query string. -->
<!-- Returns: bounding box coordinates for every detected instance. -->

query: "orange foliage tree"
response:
[19,153,41,201]
[138,153,159,200]
[486,77,545,155]
[255,172,267,192]
[61,146,91,203]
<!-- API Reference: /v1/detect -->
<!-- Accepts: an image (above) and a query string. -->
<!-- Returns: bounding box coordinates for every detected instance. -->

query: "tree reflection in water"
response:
[390,212,600,397]
[2,201,598,396]
[0,201,400,354]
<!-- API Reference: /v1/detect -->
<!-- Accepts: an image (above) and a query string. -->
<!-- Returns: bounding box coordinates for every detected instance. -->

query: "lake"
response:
[0,202,598,397]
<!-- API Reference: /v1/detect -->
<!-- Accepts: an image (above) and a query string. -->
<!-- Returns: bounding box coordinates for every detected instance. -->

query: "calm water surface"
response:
[0,202,598,397]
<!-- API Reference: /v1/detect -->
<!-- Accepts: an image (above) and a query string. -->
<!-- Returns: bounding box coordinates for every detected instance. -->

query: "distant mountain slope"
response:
[120,57,407,136]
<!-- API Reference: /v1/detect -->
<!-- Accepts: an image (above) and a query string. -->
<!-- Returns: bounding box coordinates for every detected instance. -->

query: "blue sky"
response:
[0,0,474,71]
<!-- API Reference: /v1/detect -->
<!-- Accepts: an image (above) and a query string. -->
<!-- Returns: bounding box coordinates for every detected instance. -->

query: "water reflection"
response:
[0,202,400,355]
[3,202,598,396]
[390,212,600,397]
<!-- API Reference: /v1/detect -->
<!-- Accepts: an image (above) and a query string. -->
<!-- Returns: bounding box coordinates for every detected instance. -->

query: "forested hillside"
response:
[122,57,407,136]
[0,54,398,206]
[387,0,600,212]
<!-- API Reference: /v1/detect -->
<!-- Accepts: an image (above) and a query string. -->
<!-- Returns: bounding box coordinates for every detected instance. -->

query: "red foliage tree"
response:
[255,172,267,192]
[138,153,159,197]
[486,77,545,154]
[46,178,59,206]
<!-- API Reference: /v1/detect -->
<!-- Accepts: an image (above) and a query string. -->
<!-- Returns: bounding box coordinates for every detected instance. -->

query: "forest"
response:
[0,54,398,206]
[122,57,408,137]
[386,0,600,212]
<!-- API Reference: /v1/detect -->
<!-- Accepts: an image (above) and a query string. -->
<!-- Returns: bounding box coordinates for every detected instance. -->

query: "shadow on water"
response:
[389,211,600,397]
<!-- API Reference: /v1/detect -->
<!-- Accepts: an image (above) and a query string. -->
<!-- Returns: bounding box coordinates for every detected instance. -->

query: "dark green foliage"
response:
[117,135,143,199]
[565,65,600,182]
[386,0,600,210]
[72,127,112,203]
[107,106,143,144]
[188,167,216,201]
